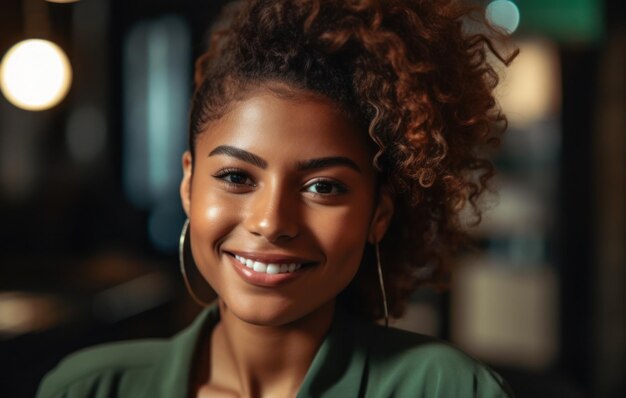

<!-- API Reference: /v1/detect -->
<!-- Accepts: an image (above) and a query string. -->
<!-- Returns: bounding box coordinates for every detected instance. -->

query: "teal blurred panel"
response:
[517,0,604,43]
[122,15,191,252]
[123,16,191,209]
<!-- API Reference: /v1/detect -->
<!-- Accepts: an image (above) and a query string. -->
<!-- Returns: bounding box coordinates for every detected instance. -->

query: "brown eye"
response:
[213,169,255,187]
[304,179,347,195]
[311,182,333,194]
[226,172,249,185]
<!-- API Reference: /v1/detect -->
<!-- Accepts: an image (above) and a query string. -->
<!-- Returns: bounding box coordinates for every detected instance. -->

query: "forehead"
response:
[196,91,374,169]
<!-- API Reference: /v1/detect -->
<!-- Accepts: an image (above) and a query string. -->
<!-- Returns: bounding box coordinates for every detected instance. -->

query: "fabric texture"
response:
[37,305,515,398]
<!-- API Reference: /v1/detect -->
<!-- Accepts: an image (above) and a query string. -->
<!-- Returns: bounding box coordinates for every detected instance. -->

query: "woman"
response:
[38,0,516,396]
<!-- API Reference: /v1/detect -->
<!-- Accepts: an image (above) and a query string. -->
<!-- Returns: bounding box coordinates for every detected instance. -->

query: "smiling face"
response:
[180,88,393,327]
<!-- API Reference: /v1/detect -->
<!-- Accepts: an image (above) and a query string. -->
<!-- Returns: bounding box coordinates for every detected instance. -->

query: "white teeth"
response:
[234,255,304,275]
[253,261,267,273]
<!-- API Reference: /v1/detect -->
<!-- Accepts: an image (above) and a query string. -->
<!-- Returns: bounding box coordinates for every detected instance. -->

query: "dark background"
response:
[1,1,624,397]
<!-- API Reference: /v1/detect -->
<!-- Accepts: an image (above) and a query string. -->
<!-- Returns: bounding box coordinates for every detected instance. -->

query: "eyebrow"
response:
[208,145,361,173]
[297,157,361,174]
[208,145,268,169]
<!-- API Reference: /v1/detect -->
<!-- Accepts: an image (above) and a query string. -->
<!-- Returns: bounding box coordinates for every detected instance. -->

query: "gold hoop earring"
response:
[375,242,389,327]
[179,219,213,307]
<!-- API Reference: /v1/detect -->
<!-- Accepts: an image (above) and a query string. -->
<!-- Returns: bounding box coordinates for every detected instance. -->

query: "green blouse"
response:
[37,305,514,397]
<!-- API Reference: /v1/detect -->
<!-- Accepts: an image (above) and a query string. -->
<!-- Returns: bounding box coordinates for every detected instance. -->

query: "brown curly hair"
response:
[189,0,516,321]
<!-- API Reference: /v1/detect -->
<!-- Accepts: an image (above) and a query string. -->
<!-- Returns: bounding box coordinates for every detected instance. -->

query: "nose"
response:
[244,182,299,242]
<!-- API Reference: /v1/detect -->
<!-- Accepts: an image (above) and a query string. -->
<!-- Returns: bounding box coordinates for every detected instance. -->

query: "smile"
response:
[234,254,303,274]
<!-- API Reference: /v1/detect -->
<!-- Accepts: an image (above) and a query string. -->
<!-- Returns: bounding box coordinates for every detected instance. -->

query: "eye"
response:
[212,169,255,187]
[304,179,347,195]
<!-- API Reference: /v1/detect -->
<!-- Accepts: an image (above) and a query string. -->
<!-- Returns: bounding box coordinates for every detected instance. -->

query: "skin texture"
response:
[180,89,393,397]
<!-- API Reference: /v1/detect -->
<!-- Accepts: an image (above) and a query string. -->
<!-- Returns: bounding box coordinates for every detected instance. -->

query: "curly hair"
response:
[189,0,516,321]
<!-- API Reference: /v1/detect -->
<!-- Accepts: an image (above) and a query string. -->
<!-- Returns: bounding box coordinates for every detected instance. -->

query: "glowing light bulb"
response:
[486,0,520,35]
[0,39,73,111]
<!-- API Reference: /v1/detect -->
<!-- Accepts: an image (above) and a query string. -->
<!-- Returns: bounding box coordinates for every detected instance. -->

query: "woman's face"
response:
[180,89,393,326]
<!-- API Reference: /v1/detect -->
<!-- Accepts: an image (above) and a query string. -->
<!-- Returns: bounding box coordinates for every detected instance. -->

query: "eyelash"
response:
[211,169,348,196]
[212,168,255,188]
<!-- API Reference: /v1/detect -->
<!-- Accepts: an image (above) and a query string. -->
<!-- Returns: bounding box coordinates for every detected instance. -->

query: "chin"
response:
[222,292,335,328]
[221,294,301,326]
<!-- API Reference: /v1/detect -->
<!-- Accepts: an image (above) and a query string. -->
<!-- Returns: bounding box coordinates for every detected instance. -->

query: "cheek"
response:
[307,203,372,269]
[188,184,241,282]
[190,191,238,241]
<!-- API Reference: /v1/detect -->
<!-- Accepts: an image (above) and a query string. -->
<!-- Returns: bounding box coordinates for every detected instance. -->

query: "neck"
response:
[208,300,335,398]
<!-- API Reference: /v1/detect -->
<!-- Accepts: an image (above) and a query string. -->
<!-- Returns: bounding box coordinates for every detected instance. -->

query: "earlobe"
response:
[368,187,395,244]
[180,151,193,217]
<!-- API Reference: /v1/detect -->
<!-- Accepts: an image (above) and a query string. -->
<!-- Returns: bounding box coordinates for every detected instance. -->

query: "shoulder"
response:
[37,306,217,398]
[36,339,169,398]
[364,325,515,398]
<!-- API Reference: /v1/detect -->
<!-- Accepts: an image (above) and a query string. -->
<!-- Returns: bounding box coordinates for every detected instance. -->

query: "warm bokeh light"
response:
[0,39,73,111]
[493,40,560,127]
[486,0,521,34]
[0,292,66,336]
[45,0,81,3]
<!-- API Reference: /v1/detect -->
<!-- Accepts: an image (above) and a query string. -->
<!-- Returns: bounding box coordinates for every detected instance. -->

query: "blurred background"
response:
[0,0,623,397]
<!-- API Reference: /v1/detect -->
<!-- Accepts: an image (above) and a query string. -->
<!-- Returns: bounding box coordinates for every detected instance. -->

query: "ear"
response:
[180,151,193,217]
[368,186,394,244]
